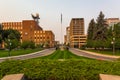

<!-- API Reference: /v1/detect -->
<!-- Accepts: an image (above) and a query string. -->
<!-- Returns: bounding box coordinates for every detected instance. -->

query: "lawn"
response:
[86,49,120,56]
[39,49,90,60]
[0,48,42,57]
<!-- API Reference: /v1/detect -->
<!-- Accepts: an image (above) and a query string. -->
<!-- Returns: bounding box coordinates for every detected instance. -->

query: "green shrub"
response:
[21,41,35,49]
[29,41,35,49]
[1,59,120,80]
[80,45,86,50]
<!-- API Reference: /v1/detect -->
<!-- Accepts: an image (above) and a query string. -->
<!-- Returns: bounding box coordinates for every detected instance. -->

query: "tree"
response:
[87,19,96,48]
[2,29,21,49]
[93,11,108,49]
[114,23,120,49]
[5,39,20,50]
[0,24,3,48]
[87,19,96,40]
[3,29,21,41]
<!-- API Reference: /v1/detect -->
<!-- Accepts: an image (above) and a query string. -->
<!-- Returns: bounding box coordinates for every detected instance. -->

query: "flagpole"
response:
[61,13,63,45]
[61,14,62,44]
[60,13,64,51]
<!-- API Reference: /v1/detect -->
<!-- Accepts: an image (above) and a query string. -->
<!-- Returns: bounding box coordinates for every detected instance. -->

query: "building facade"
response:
[2,20,55,48]
[64,35,67,44]
[34,30,55,47]
[105,18,120,27]
[69,18,87,48]
[66,27,70,45]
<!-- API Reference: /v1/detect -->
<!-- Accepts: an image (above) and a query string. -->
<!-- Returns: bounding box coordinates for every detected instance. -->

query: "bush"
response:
[21,41,29,49]
[80,45,86,50]
[21,41,35,49]
[29,41,35,49]
[1,59,120,80]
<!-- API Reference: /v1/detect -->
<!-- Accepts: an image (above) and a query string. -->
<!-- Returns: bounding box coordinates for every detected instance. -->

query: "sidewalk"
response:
[0,49,46,60]
[0,48,55,63]
[77,49,120,59]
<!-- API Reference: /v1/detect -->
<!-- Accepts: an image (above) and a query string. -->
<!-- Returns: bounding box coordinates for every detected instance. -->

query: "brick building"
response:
[2,20,55,48]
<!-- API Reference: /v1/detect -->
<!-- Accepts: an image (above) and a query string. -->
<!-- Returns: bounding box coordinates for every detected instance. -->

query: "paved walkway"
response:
[0,48,55,63]
[70,48,120,61]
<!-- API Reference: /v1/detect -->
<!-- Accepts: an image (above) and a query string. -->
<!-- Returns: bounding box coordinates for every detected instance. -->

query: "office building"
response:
[2,20,55,48]
[69,18,87,48]
[105,18,120,27]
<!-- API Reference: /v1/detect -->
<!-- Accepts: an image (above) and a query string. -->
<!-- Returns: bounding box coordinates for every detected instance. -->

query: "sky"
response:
[0,0,120,43]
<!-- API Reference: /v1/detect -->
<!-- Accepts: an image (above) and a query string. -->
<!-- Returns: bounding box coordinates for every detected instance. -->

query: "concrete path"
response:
[70,48,120,61]
[0,48,55,63]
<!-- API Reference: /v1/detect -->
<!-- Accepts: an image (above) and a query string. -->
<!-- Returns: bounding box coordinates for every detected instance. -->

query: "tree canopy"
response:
[87,11,109,49]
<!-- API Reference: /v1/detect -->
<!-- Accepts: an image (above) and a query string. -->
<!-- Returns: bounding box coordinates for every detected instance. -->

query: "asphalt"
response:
[70,48,120,61]
[0,48,55,63]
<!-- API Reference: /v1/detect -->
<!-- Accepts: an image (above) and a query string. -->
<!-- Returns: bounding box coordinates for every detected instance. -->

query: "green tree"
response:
[114,23,120,49]
[87,19,96,48]
[5,39,20,50]
[106,26,113,48]
[3,29,21,41]
[0,24,2,40]
[0,24,3,48]
[3,29,21,49]
[87,19,96,40]
[93,11,108,49]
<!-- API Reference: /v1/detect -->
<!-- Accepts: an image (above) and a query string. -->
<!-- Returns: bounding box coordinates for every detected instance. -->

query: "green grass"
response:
[1,49,120,80]
[1,59,120,80]
[39,50,90,60]
[86,49,120,56]
[0,48,42,57]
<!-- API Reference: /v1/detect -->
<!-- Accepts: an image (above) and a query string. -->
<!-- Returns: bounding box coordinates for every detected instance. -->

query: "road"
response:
[70,48,119,61]
[0,48,55,63]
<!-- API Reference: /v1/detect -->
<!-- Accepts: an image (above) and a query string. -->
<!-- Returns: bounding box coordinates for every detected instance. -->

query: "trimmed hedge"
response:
[1,59,120,80]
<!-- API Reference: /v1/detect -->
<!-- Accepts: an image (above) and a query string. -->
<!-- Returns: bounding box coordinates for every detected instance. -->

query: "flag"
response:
[61,13,62,24]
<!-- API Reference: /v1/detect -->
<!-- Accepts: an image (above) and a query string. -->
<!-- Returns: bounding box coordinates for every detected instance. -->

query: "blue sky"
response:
[0,0,120,42]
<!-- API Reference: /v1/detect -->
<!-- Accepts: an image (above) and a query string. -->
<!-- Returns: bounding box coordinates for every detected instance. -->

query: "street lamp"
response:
[111,38,115,55]
[111,24,115,55]
[8,39,11,56]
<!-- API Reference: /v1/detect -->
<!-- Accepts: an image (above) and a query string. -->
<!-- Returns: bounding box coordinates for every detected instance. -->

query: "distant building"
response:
[65,18,87,48]
[66,27,70,45]
[2,20,55,48]
[105,18,120,27]
[64,35,67,44]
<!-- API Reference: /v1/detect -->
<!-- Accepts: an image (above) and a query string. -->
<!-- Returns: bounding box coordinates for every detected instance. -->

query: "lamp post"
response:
[111,24,115,55]
[8,39,11,56]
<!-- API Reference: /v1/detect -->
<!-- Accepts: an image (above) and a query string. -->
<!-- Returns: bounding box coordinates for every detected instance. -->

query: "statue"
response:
[31,13,40,24]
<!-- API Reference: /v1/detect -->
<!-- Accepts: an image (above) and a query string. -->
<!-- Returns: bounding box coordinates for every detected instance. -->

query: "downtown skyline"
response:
[0,0,120,42]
